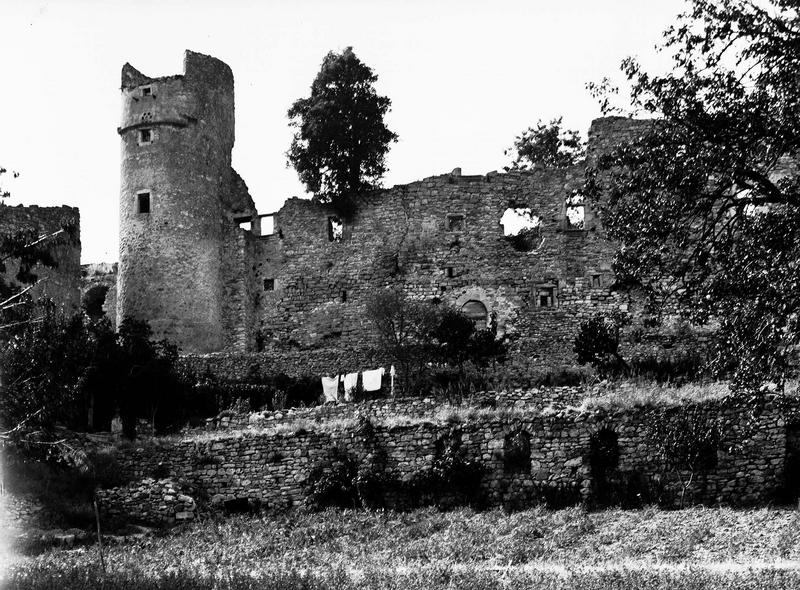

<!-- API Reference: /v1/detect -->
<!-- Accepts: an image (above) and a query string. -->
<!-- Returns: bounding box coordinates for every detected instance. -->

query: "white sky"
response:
[0,0,686,263]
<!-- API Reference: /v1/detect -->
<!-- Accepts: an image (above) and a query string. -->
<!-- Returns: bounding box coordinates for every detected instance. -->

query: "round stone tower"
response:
[117,50,234,353]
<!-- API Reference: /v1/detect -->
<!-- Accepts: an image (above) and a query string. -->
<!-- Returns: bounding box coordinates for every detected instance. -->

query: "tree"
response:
[366,290,506,395]
[0,167,78,333]
[287,47,398,217]
[573,311,630,377]
[645,405,721,507]
[504,117,585,170]
[585,0,800,391]
[366,290,439,394]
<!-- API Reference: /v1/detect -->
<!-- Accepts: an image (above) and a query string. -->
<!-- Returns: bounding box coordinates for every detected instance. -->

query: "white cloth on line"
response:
[362,367,385,392]
[389,365,396,377]
[343,372,359,401]
[321,375,340,402]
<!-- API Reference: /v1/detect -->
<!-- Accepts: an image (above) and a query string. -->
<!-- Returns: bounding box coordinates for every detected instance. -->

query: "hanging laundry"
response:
[362,367,385,392]
[321,375,340,403]
[389,365,396,397]
[343,372,359,402]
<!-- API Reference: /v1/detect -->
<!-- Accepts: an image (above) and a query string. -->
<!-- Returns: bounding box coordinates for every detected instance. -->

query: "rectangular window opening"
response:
[328,217,343,242]
[137,192,150,214]
[565,192,585,230]
[141,86,152,97]
[340,290,347,303]
[592,274,601,288]
[139,128,152,145]
[537,286,555,308]
[446,214,465,232]
[264,278,275,291]
[260,214,275,236]
[446,267,454,278]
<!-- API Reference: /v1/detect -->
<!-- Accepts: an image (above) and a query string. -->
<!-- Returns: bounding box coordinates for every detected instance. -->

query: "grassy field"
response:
[4,505,800,589]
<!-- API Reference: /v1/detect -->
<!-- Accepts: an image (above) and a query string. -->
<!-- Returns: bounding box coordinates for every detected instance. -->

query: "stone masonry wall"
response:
[0,203,81,312]
[196,387,590,431]
[105,396,785,511]
[211,116,690,380]
[117,50,251,354]
[97,477,196,526]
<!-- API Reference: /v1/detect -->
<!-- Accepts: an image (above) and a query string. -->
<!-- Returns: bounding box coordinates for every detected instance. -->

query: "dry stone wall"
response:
[97,477,196,526]
[104,396,785,512]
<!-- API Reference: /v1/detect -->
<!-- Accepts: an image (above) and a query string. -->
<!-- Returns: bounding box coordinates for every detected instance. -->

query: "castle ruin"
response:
[109,50,677,381]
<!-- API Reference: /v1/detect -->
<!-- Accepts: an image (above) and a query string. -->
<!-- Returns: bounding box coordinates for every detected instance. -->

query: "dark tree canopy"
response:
[585,0,800,391]
[504,117,585,170]
[287,47,398,217]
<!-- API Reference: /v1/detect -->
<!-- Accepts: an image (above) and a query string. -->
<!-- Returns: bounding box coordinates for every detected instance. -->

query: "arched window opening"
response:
[461,300,488,330]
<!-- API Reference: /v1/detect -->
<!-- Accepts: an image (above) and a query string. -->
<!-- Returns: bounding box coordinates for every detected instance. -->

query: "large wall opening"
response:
[82,284,110,321]
[461,300,488,330]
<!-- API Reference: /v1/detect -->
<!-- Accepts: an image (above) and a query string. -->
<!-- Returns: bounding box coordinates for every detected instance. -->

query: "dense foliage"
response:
[645,404,722,507]
[366,290,506,396]
[573,311,629,377]
[287,47,398,217]
[586,0,800,391]
[1,312,182,449]
[504,117,585,170]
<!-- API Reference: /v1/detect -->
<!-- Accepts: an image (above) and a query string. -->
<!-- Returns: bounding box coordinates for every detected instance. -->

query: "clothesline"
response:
[320,365,396,402]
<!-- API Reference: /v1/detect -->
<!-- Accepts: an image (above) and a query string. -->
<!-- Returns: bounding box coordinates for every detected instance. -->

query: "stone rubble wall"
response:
[104,396,785,513]
[96,477,196,526]
[0,204,81,312]
[196,387,591,431]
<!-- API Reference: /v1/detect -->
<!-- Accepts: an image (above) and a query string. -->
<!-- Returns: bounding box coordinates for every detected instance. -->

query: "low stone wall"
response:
[96,478,196,526]
[107,396,786,512]
[199,387,592,431]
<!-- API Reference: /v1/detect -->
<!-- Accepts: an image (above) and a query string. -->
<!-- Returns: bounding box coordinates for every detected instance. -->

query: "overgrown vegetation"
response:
[1,312,182,447]
[573,311,709,383]
[586,0,800,392]
[6,507,800,589]
[366,289,507,397]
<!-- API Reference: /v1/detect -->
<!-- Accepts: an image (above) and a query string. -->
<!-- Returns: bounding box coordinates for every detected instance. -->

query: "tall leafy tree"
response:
[287,47,398,217]
[504,117,585,170]
[585,0,800,391]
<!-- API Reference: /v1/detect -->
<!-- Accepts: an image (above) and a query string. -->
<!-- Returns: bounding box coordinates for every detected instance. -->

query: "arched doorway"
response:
[461,300,488,330]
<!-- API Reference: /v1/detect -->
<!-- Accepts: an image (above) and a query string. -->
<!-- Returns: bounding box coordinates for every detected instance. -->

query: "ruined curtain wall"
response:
[0,204,81,312]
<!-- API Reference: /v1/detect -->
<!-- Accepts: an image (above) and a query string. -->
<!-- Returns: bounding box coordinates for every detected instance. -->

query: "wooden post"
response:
[93,495,106,573]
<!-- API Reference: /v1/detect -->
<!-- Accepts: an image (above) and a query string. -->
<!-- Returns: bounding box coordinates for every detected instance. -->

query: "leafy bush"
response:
[305,453,359,510]
[405,446,484,509]
[573,311,629,377]
[628,351,708,384]
[367,289,506,396]
[190,373,322,420]
[645,404,722,507]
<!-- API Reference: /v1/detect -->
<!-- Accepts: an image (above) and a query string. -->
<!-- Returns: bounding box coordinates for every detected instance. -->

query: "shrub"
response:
[405,446,484,510]
[574,311,629,377]
[305,453,359,510]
